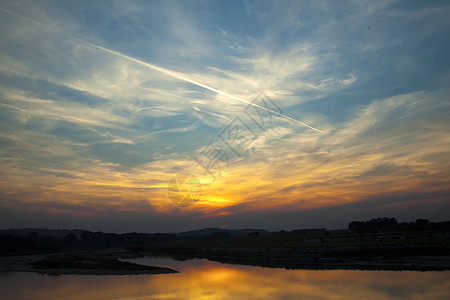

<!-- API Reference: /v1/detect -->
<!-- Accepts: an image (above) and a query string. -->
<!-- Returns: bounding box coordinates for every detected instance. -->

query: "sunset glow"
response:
[1,0,449,232]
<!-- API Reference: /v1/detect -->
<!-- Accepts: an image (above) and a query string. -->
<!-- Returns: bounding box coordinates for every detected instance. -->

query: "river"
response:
[0,256,449,299]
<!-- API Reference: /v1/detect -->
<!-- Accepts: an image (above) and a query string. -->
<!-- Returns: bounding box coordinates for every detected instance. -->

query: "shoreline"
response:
[2,249,450,274]
[199,254,450,272]
[0,253,177,276]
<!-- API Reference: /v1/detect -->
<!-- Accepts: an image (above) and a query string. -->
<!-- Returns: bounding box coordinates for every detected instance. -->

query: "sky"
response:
[0,0,449,233]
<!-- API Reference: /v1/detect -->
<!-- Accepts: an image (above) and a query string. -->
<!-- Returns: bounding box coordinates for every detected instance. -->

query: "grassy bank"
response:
[27,253,178,275]
[139,230,450,271]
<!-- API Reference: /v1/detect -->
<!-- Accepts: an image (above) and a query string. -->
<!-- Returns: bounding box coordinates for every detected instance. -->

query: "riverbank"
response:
[194,253,450,271]
[142,230,450,271]
[2,230,449,273]
[0,251,177,275]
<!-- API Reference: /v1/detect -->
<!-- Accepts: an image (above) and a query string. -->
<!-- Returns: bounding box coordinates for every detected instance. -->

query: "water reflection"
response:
[0,257,449,299]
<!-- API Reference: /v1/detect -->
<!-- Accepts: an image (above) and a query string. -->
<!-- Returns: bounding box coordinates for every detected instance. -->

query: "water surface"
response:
[0,256,449,299]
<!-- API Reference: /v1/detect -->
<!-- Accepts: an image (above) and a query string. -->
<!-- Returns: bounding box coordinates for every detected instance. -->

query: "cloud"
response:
[1,0,449,231]
[190,88,450,215]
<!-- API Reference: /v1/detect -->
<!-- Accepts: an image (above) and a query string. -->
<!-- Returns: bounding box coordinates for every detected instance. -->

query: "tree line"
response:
[348,217,450,234]
[0,231,175,255]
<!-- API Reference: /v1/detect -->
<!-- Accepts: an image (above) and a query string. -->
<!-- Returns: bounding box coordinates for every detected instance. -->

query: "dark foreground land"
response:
[143,230,450,271]
[0,250,177,275]
[1,218,450,273]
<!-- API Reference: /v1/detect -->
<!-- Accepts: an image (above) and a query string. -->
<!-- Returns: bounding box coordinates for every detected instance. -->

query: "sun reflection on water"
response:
[0,257,449,300]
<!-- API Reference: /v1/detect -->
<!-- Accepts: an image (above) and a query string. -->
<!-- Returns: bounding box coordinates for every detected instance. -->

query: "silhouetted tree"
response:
[349,218,398,233]
[63,233,78,246]
[415,219,430,230]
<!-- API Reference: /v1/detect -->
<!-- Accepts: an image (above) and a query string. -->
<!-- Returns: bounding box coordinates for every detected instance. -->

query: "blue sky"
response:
[0,0,449,232]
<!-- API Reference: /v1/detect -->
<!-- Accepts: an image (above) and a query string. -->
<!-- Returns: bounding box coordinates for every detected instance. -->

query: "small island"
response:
[27,253,178,275]
[0,252,177,276]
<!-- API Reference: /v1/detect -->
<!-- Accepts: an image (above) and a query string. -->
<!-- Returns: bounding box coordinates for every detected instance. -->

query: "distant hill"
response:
[176,228,268,237]
[0,227,270,237]
[0,228,86,238]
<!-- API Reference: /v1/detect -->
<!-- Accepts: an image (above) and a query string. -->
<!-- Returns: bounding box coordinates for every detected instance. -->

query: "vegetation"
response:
[2,217,450,271]
[348,217,450,234]
[0,230,175,255]
[29,254,170,271]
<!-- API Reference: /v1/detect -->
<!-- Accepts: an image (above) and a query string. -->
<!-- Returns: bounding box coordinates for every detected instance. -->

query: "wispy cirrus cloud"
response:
[1,0,449,231]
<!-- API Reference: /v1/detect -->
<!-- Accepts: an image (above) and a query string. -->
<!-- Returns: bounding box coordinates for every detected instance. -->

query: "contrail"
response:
[77,40,323,133]
[192,106,231,122]
[1,7,323,133]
